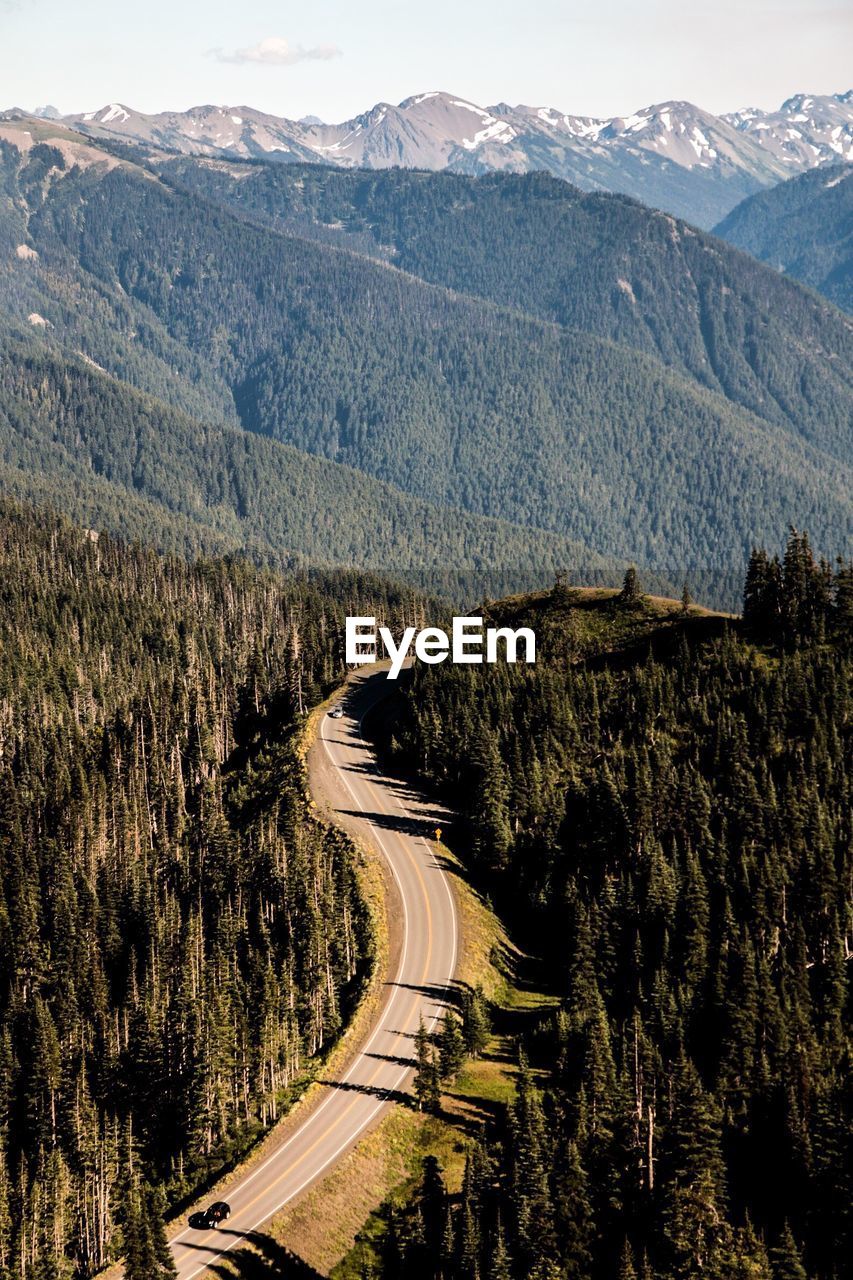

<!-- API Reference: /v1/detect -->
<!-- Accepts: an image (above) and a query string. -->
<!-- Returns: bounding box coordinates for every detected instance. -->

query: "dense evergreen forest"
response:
[2,127,851,573]
[373,533,852,1280]
[2,119,851,1277]
[0,338,607,594]
[160,158,853,431]
[715,166,852,314]
[0,499,425,1278]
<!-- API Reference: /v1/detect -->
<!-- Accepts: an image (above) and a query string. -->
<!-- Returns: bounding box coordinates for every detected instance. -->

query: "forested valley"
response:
[2,125,851,576]
[0,499,423,1279]
[161,157,853,406]
[1,113,851,1280]
[0,339,607,597]
[371,532,853,1280]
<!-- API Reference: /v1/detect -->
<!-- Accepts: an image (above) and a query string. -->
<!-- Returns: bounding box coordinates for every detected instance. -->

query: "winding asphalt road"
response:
[170,668,459,1278]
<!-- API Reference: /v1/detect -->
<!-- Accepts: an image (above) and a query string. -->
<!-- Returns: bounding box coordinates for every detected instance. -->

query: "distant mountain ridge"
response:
[715,163,853,313]
[25,87,852,227]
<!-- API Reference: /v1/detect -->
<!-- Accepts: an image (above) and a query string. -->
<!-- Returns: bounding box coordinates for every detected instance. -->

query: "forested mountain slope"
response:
[715,164,853,313]
[0,338,608,586]
[156,158,853,446]
[0,129,241,429]
[373,536,853,1280]
[3,125,851,573]
[0,500,436,1275]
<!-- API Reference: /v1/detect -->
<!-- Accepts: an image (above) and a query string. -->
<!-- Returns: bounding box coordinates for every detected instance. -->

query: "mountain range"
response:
[0,114,850,601]
[17,88,850,229]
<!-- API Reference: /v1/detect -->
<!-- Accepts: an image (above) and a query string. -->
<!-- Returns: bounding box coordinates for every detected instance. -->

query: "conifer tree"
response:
[620,566,641,606]
[438,1011,466,1080]
[728,1220,773,1280]
[554,1141,594,1278]
[769,1224,808,1280]
[462,987,491,1058]
[147,1184,178,1279]
[470,732,512,873]
[659,1057,728,1278]
[617,1239,638,1280]
[834,557,853,640]
[414,1020,441,1115]
[487,1220,512,1280]
[509,1058,554,1270]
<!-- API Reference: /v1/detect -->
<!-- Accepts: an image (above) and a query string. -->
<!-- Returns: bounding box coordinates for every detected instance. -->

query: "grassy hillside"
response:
[715,164,853,312]
[474,582,730,665]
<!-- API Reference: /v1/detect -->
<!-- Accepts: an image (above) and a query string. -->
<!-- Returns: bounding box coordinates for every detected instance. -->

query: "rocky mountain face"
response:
[52,88,853,227]
[724,91,853,169]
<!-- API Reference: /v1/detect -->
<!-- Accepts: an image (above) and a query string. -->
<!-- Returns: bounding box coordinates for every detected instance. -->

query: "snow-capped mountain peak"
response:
[723,90,853,167]
[82,103,133,125]
[54,88,853,229]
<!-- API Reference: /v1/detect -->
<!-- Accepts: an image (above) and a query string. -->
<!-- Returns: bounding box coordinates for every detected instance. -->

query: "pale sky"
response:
[2,0,850,122]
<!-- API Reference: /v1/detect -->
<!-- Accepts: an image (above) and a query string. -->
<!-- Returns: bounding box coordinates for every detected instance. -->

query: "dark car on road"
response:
[188,1202,231,1230]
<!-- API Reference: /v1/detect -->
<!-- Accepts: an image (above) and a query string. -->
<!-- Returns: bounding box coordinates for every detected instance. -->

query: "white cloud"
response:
[211,36,341,67]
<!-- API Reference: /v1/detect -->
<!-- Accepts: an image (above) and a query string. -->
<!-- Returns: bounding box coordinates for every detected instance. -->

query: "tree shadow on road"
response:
[365,1049,416,1070]
[315,1075,411,1107]
[203,1230,324,1278]
[337,804,449,843]
[314,1071,492,1140]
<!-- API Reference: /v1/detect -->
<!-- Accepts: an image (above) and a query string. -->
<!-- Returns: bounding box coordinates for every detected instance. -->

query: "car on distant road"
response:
[329,707,344,718]
[188,1202,231,1230]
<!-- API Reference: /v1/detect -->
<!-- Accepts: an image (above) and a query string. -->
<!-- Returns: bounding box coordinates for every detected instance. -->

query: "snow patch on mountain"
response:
[84,103,131,124]
[55,87,853,227]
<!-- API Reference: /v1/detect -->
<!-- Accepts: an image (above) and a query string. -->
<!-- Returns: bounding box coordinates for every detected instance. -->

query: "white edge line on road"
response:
[177,682,459,1279]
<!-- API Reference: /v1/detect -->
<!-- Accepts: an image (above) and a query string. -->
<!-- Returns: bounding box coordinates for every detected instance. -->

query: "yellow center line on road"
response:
[177,689,456,1279]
